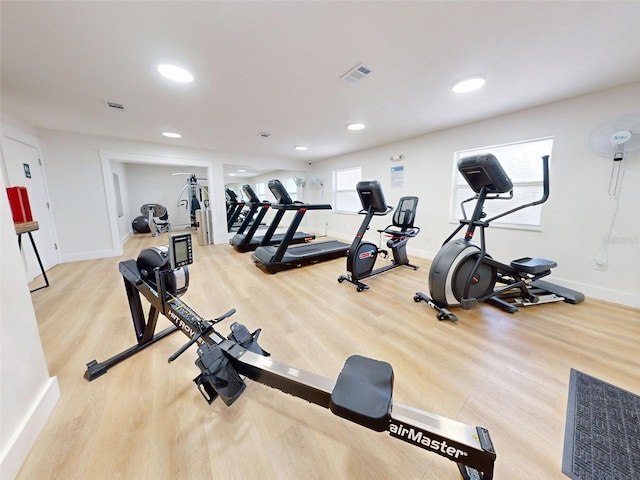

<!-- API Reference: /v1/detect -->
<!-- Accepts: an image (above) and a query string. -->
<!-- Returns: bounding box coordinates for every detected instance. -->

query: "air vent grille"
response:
[105,101,126,111]
[257,132,272,138]
[341,64,372,83]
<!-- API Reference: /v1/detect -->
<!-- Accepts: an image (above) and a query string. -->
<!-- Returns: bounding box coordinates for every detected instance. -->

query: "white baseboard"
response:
[0,377,60,480]
[547,277,639,309]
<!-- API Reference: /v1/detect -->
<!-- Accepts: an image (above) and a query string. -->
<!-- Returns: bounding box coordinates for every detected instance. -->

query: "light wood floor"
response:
[21,232,640,480]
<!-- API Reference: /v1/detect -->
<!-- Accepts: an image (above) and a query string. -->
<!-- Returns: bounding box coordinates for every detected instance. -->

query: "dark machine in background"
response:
[132,203,171,237]
[251,179,350,273]
[230,183,315,253]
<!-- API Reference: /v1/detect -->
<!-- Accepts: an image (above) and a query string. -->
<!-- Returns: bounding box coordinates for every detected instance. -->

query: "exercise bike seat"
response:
[378,196,420,238]
[330,355,393,432]
[510,257,557,275]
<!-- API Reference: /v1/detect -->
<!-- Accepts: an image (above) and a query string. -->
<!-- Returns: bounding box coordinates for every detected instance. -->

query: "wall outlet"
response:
[594,258,607,271]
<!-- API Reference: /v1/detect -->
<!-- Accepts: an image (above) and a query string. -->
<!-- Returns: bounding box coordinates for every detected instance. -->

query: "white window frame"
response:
[255,182,266,199]
[284,177,298,202]
[450,137,554,230]
[332,166,362,213]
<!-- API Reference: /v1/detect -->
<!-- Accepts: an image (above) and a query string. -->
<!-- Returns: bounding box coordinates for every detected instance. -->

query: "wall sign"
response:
[391,165,404,188]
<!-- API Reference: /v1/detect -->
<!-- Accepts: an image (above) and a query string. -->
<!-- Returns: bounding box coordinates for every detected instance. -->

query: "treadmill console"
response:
[169,233,193,269]
[268,179,294,205]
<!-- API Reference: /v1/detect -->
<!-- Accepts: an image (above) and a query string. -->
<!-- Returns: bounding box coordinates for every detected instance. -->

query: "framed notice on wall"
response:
[391,165,404,188]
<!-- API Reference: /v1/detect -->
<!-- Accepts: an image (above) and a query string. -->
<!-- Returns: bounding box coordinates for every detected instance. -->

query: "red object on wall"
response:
[6,186,33,223]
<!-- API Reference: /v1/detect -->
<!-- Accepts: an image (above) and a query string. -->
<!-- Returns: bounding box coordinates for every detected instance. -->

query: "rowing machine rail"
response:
[84,256,495,479]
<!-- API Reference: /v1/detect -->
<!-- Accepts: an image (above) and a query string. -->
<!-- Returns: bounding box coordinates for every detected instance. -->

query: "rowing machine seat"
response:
[330,355,393,432]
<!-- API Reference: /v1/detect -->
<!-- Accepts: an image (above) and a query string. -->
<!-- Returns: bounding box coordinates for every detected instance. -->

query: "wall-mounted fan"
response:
[588,113,640,196]
[293,176,306,188]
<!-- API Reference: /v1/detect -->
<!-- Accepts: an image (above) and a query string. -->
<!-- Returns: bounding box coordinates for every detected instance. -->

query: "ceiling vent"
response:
[257,132,272,138]
[341,64,372,83]
[105,101,126,111]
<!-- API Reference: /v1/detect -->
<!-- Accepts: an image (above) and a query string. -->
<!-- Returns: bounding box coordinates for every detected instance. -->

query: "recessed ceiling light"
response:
[237,169,246,173]
[162,132,182,138]
[157,64,194,83]
[347,123,365,131]
[228,173,237,177]
[295,146,309,151]
[452,76,485,93]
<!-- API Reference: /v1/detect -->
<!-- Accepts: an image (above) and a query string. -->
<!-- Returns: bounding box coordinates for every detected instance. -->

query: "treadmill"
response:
[230,184,315,253]
[252,180,350,273]
[226,189,246,231]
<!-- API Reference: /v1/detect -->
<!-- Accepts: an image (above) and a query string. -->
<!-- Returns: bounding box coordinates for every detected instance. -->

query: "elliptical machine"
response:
[338,180,420,291]
[414,154,583,321]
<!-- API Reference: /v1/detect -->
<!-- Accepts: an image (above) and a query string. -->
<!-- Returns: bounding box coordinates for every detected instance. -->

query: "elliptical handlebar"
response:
[484,155,550,224]
[539,154,550,204]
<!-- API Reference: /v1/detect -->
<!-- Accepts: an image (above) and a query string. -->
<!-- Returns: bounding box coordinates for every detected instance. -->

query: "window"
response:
[284,177,298,202]
[333,167,361,213]
[255,182,266,199]
[451,137,554,229]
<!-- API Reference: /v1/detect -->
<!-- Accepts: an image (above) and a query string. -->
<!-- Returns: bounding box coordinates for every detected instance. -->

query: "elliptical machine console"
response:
[339,181,420,291]
[415,154,583,321]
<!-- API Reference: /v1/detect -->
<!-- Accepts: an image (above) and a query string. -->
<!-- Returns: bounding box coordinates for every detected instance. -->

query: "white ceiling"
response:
[2,1,640,166]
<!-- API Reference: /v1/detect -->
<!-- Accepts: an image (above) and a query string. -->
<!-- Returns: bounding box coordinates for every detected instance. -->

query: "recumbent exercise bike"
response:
[338,180,420,291]
[415,153,583,322]
[85,233,496,480]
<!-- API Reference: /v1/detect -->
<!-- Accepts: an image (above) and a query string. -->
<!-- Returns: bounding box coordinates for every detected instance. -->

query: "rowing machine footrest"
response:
[227,322,270,357]
[510,257,557,274]
[330,355,393,432]
[194,343,246,406]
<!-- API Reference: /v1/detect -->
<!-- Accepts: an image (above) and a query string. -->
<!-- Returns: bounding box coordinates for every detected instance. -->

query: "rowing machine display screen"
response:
[169,233,193,269]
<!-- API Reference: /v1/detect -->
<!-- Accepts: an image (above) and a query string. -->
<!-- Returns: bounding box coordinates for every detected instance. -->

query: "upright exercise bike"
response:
[339,180,420,291]
[414,154,583,321]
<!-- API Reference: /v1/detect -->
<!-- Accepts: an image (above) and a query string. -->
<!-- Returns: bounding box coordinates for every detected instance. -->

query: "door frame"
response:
[1,123,61,276]
[99,151,221,256]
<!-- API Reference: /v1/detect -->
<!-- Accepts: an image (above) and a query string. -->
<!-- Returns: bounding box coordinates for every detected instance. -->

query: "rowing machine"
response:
[84,233,496,479]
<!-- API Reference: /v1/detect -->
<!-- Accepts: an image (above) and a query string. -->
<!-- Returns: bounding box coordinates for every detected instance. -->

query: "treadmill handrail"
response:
[271,203,333,211]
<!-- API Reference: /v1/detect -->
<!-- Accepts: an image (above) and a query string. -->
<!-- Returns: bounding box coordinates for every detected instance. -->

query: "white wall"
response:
[0,159,60,479]
[35,129,305,258]
[307,82,640,308]
[125,163,208,232]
